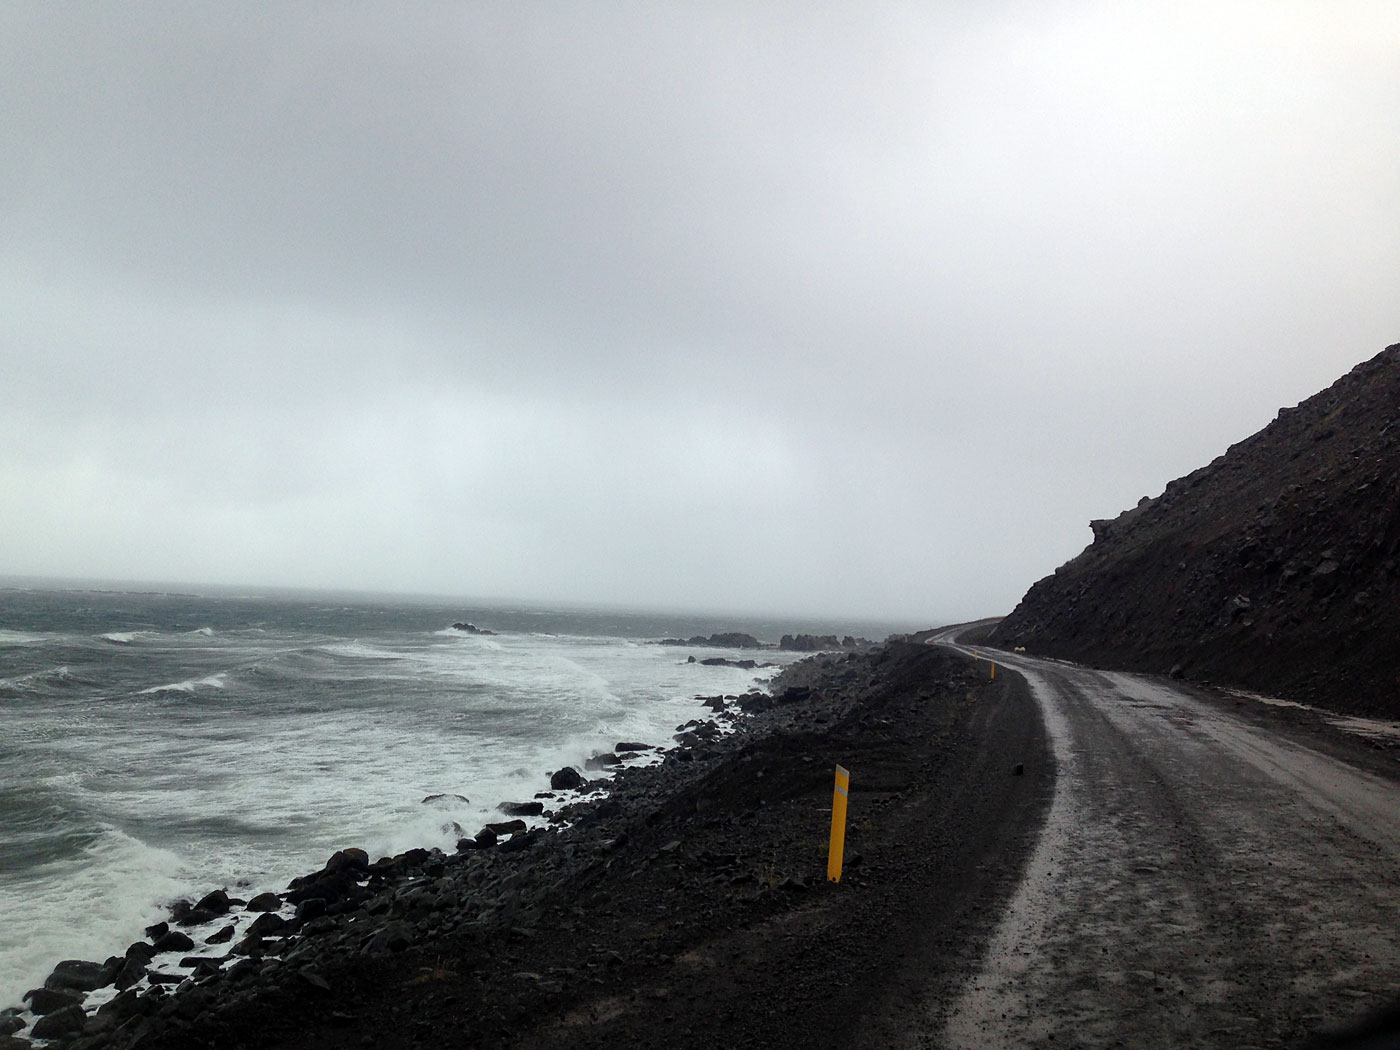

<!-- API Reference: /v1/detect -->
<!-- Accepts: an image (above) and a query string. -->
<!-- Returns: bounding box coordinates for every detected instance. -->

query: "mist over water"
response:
[0,584,909,1008]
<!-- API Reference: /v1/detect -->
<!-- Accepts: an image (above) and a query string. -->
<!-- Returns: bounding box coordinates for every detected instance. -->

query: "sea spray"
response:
[0,828,186,1010]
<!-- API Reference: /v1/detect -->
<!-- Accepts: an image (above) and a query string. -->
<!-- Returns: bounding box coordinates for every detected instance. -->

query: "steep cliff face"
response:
[992,343,1400,717]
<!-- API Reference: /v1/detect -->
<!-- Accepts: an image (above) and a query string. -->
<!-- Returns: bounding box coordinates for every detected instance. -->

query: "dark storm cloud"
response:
[3,2,1398,619]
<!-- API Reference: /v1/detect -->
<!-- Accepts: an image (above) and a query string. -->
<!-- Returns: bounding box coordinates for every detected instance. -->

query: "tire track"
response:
[936,647,1400,1049]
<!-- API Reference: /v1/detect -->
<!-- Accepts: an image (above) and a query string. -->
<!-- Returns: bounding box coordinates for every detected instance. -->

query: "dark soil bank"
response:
[16,643,1049,1050]
[995,342,1400,718]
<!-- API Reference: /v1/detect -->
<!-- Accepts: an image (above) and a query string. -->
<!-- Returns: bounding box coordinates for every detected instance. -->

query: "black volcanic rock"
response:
[25,987,82,1015]
[659,632,763,649]
[993,342,1400,717]
[45,959,113,992]
[699,657,760,668]
[30,1003,87,1041]
[497,800,544,817]
[778,634,871,652]
[450,622,495,635]
[549,767,585,791]
[151,930,196,955]
[780,634,838,651]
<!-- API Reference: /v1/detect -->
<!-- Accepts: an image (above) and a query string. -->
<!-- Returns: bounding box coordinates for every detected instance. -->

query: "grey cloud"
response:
[2,2,1398,620]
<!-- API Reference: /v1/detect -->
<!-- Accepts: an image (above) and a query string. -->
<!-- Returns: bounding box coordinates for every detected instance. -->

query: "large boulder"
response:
[550,767,585,791]
[363,921,414,955]
[485,819,527,836]
[30,1004,87,1041]
[498,829,541,854]
[113,955,147,991]
[124,941,155,964]
[737,692,773,712]
[325,847,369,873]
[286,868,360,906]
[24,987,82,1015]
[44,959,112,992]
[194,889,231,915]
[97,987,146,1023]
[245,912,290,938]
[151,930,195,955]
[175,906,220,927]
[206,924,235,945]
[496,800,544,817]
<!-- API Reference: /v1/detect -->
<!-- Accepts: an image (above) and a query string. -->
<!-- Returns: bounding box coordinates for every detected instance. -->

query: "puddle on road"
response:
[1226,688,1312,711]
[1326,715,1400,742]
[1226,689,1400,744]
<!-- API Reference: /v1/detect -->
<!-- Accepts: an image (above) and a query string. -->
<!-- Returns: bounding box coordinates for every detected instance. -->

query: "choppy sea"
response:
[0,582,907,1009]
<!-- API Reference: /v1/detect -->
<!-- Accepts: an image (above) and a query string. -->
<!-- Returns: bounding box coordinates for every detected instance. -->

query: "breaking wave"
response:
[137,674,229,696]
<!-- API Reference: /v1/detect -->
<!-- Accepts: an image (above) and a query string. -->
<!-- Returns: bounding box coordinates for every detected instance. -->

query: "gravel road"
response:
[933,636,1400,1049]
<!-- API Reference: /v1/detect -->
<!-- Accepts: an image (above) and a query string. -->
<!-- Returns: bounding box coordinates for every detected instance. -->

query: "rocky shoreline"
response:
[3,640,1049,1050]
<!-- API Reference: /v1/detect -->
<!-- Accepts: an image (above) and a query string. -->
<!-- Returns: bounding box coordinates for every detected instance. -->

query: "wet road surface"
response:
[932,635,1400,1049]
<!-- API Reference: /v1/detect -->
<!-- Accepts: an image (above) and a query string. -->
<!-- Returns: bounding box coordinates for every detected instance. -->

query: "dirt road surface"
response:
[932,632,1400,1049]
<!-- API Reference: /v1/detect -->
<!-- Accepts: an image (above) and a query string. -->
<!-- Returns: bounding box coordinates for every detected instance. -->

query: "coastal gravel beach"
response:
[20,641,1048,1050]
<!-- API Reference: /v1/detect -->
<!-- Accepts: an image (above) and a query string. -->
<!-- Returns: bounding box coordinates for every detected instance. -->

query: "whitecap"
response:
[137,681,195,695]
[0,629,55,647]
[318,641,400,661]
[136,674,227,696]
[0,665,77,697]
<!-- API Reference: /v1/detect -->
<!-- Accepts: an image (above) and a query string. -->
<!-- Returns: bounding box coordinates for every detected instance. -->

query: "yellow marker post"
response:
[990,663,996,680]
[828,764,850,883]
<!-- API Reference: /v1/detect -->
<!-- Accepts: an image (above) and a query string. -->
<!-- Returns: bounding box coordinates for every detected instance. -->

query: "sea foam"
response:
[0,827,186,1011]
[0,629,55,646]
[137,673,228,695]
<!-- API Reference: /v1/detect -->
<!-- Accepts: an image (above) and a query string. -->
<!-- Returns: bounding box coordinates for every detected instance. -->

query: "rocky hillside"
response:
[993,343,1400,717]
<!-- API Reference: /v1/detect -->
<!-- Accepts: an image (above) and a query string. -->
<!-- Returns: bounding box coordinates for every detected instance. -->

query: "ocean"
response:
[0,583,908,1010]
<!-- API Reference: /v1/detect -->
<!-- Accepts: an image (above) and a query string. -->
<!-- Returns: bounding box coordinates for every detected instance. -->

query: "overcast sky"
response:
[2,2,1397,623]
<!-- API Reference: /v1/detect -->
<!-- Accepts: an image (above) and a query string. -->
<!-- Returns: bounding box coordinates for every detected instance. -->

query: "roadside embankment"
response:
[994,342,1400,718]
